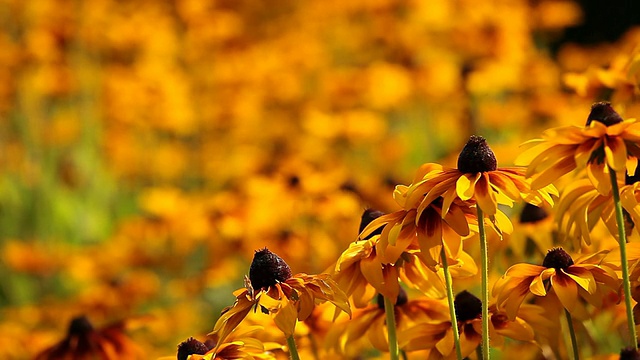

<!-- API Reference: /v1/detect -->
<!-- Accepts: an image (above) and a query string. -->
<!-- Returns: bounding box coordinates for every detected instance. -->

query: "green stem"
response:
[609,168,639,349]
[286,335,301,360]
[477,206,490,360]
[565,309,580,360]
[441,247,463,360]
[384,295,400,360]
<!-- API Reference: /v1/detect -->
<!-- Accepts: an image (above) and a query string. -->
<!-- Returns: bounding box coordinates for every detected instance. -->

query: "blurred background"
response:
[0,0,638,358]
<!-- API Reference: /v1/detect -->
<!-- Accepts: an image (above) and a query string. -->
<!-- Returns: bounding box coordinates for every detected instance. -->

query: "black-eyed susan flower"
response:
[399,291,543,358]
[402,135,556,219]
[335,209,476,307]
[33,315,142,360]
[211,248,350,346]
[493,247,620,320]
[518,102,640,195]
[359,195,475,270]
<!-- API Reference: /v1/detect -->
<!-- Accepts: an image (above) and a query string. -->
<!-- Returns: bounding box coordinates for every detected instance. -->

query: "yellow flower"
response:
[211,248,350,346]
[493,248,620,320]
[399,291,543,359]
[518,102,640,195]
[336,209,477,307]
[402,136,556,224]
[359,196,475,270]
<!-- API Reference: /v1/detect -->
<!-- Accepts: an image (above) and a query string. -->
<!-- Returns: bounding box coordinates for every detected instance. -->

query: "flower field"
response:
[1,0,640,359]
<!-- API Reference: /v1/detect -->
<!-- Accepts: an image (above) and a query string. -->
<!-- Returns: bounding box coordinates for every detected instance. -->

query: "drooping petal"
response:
[211,291,255,347]
[531,155,577,190]
[551,274,578,311]
[563,267,596,294]
[474,173,497,215]
[604,136,628,171]
[587,162,611,195]
[456,173,480,201]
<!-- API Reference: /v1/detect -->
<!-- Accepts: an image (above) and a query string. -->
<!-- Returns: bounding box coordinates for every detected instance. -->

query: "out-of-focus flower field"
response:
[1,0,640,359]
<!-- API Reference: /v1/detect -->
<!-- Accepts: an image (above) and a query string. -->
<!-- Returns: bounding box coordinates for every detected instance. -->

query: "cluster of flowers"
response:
[3,1,640,359]
[165,102,640,360]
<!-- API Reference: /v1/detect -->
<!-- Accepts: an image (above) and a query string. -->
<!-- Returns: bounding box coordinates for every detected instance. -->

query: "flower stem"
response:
[609,168,639,349]
[286,335,301,360]
[441,247,463,360]
[477,206,490,360]
[384,295,400,360]
[565,309,580,360]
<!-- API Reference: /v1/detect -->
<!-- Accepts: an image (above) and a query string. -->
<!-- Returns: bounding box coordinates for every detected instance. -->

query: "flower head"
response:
[212,248,350,346]
[249,248,292,292]
[518,102,640,195]
[399,291,542,357]
[493,247,620,319]
[177,338,210,360]
[401,136,556,227]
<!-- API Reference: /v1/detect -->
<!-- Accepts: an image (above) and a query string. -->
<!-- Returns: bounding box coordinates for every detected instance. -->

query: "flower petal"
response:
[604,136,628,171]
[551,273,578,311]
[456,173,480,200]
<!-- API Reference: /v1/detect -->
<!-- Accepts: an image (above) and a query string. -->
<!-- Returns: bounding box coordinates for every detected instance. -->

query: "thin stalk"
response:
[565,309,580,360]
[609,168,638,349]
[441,247,463,360]
[286,335,301,360]
[477,206,490,360]
[384,295,400,360]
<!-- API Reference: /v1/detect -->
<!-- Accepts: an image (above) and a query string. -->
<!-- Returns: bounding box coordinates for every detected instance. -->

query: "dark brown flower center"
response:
[586,101,623,126]
[457,135,498,174]
[177,337,210,360]
[249,248,292,291]
[542,247,574,270]
[68,315,94,337]
[519,204,549,224]
[376,287,408,309]
[360,208,385,239]
[620,347,640,360]
[454,290,482,322]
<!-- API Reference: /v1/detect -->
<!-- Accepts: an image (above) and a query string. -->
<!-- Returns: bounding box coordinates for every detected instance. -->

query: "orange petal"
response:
[474,173,497,215]
[551,274,578,311]
[604,136,628,171]
[456,173,480,200]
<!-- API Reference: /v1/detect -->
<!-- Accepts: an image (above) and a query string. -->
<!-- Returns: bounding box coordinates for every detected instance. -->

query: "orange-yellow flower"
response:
[336,209,477,306]
[399,291,544,359]
[211,248,350,346]
[518,102,640,195]
[493,248,620,319]
[402,136,556,227]
[359,196,476,270]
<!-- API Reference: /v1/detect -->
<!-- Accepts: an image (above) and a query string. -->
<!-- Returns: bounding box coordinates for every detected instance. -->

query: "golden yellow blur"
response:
[1,0,639,359]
